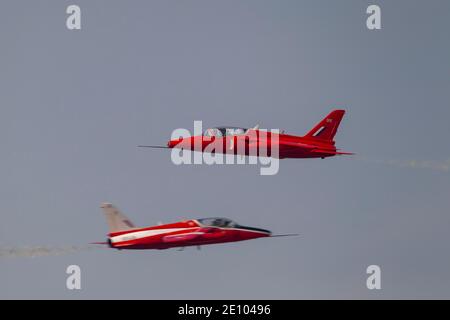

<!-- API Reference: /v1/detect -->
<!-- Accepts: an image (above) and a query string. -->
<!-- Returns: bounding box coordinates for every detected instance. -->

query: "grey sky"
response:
[1,0,450,299]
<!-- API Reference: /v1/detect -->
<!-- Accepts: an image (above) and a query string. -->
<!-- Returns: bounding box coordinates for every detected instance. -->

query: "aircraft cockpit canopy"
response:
[203,127,247,137]
[197,217,238,228]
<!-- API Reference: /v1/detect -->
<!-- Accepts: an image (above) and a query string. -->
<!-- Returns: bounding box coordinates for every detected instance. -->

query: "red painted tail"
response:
[304,110,346,143]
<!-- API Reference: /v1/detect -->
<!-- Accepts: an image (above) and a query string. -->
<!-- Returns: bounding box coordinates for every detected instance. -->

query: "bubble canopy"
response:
[197,217,238,228]
[196,218,272,235]
[203,127,248,137]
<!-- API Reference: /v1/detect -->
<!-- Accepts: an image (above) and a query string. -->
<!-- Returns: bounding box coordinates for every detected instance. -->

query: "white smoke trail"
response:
[357,157,450,172]
[0,245,95,258]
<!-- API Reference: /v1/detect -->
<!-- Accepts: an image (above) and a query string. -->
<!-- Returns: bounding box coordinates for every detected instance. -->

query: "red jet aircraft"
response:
[96,203,296,250]
[140,109,352,159]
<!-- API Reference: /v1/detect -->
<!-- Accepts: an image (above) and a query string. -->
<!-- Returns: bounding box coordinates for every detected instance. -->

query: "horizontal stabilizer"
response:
[311,149,354,156]
[334,151,355,155]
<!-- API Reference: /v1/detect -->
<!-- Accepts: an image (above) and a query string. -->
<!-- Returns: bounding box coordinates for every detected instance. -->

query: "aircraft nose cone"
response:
[254,228,271,238]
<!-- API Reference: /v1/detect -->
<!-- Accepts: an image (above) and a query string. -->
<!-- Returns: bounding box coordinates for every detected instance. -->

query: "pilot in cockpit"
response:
[197,217,238,228]
[203,127,247,137]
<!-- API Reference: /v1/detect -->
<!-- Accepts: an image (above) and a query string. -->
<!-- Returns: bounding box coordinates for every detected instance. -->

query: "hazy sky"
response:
[1,0,450,299]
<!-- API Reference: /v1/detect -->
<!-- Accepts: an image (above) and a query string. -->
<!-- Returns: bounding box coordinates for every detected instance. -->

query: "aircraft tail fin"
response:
[304,109,346,143]
[101,203,136,233]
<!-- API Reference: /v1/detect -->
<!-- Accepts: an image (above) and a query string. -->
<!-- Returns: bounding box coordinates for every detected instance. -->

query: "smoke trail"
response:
[357,157,450,172]
[0,245,95,258]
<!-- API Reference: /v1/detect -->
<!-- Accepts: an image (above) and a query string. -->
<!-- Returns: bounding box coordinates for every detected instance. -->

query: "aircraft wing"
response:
[273,141,317,153]
[162,231,205,243]
[248,141,316,150]
[279,141,317,150]
[161,227,225,243]
[276,141,354,156]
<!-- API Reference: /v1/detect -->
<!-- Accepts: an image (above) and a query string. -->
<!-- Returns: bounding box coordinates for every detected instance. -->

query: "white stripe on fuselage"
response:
[110,228,198,244]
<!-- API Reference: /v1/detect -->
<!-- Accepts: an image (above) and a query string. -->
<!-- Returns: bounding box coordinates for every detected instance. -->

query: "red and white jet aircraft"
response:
[140,109,352,159]
[97,203,296,250]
